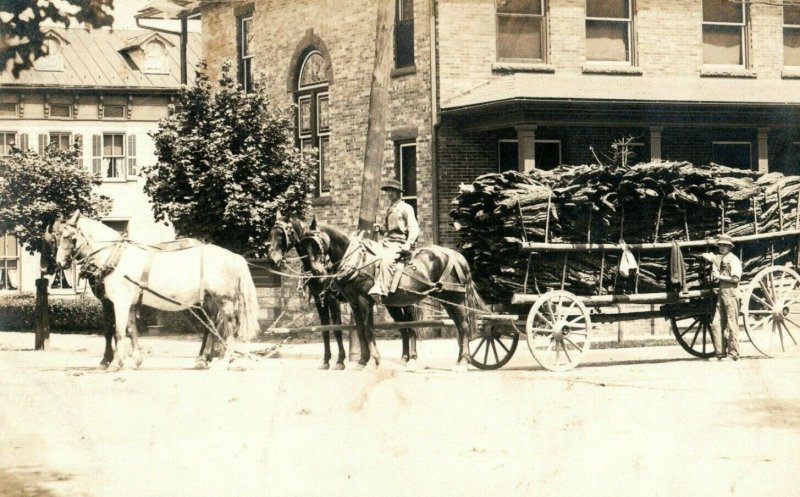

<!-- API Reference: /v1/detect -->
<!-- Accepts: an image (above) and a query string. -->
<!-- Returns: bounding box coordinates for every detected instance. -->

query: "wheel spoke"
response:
[537,310,555,328]
[559,340,572,362]
[747,310,773,315]
[679,318,700,339]
[496,337,510,354]
[530,327,556,334]
[472,337,486,357]
[690,324,702,348]
[759,281,775,306]
[564,336,584,354]
[782,320,799,346]
[749,316,772,331]
[702,322,708,354]
[483,338,490,364]
[490,338,500,364]
[750,293,773,311]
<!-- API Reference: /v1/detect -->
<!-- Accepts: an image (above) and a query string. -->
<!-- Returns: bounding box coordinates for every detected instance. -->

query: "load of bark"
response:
[450,161,800,303]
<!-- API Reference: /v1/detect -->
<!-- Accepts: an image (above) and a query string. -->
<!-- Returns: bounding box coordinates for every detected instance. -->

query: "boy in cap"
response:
[702,234,742,360]
[368,179,419,304]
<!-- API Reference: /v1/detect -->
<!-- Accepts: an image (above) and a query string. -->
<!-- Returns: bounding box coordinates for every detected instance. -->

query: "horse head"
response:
[268,213,305,267]
[299,217,332,276]
[55,210,85,269]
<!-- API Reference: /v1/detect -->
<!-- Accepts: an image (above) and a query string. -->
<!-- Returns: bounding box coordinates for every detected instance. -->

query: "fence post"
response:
[35,278,50,350]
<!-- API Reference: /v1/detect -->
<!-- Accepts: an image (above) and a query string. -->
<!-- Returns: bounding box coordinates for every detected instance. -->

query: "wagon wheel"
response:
[742,265,800,358]
[668,301,716,359]
[469,324,519,370]
[525,290,591,371]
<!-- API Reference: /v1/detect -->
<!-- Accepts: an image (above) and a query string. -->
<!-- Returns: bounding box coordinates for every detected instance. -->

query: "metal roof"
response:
[0,28,201,90]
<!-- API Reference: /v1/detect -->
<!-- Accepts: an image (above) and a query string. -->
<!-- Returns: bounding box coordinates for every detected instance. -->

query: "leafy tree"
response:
[144,60,316,257]
[0,0,115,77]
[0,145,112,256]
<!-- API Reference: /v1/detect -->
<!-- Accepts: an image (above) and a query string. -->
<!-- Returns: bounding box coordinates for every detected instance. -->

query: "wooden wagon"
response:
[468,228,800,372]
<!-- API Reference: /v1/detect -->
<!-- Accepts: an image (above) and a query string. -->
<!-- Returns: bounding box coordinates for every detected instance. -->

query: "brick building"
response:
[0,26,201,294]
[197,0,800,252]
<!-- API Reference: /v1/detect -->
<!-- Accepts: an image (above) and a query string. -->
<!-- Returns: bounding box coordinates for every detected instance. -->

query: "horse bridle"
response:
[59,224,123,276]
[301,230,332,270]
[272,220,300,258]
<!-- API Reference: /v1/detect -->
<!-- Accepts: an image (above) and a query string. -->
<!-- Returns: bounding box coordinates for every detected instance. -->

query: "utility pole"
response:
[351,0,395,361]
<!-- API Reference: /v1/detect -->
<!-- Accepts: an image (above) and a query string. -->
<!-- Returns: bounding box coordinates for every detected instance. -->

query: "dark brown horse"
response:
[268,215,346,370]
[300,220,481,371]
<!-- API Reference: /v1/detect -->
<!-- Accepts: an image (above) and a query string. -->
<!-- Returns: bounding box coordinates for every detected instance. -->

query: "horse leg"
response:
[317,299,331,370]
[99,298,115,369]
[215,298,239,369]
[442,302,472,372]
[108,301,131,372]
[364,297,380,367]
[387,307,409,363]
[330,298,345,370]
[401,307,418,371]
[127,306,144,369]
[195,330,210,369]
[349,302,370,370]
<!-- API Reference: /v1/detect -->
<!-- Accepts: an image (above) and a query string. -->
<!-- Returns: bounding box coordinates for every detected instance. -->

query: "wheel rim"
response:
[469,325,519,370]
[525,290,591,371]
[743,265,800,358]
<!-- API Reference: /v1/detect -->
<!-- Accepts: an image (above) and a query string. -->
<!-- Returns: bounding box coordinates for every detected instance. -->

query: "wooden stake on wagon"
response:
[778,185,785,232]
[352,0,395,362]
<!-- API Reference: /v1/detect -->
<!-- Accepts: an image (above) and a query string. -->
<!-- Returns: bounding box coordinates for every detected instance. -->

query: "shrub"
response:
[0,293,103,332]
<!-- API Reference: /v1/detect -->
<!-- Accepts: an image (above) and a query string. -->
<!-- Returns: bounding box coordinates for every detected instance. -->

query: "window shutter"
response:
[127,134,137,177]
[75,134,84,169]
[92,135,102,177]
[19,133,28,151]
[38,134,48,155]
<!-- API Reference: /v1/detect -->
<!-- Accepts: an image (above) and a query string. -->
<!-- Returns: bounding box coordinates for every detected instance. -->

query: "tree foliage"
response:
[0,145,112,255]
[144,60,316,257]
[0,0,115,77]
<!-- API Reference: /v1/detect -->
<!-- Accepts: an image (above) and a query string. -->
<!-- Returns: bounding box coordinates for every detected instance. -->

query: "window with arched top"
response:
[295,51,331,196]
[36,36,64,71]
[144,40,167,74]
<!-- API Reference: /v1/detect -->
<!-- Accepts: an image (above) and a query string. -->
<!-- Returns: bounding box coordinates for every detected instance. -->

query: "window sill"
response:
[311,196,332,206]
[582,64,642,76]
[492,62,554,74]
[391,65,416,78]
[699,66,756,78]
[781,68,800,79]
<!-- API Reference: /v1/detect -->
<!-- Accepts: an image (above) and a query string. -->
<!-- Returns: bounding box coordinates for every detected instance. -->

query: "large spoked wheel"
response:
[669,303,717,359]
[525,291,591,371]
[743,265,800,358]
[469,324,519,370]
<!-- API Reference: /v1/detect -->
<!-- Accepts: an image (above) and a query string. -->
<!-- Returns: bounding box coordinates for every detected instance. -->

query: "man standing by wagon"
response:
[703,234,742,361]
[368,179,419,304]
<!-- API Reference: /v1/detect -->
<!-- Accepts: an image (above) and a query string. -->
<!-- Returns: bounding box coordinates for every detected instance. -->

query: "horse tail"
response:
[235,259,261,341]
[461,256,486,340]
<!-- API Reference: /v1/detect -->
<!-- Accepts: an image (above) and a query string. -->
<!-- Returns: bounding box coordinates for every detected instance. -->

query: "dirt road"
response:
[1,332,799,497]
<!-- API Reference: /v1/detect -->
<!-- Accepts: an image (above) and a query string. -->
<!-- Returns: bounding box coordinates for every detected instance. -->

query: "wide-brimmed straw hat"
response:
[716,234,734,247]
[381,179,403,193]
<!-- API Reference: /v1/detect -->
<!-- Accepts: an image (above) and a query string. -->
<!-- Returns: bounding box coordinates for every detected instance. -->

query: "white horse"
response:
[55,211,260,370]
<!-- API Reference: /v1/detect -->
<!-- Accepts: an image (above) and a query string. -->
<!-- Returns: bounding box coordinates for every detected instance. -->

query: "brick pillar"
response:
[650,126,663,161]
[758,128,769,173]
[516,125,537,172]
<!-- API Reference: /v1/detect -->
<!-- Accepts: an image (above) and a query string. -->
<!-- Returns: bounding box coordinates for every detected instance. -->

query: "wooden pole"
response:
[352,0,395,362]
[357,0,395,236]
[34,277,50,350]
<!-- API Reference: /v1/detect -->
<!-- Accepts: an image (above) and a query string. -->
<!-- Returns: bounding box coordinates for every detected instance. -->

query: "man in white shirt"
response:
[703,234,742,360]
[368,179,419,304]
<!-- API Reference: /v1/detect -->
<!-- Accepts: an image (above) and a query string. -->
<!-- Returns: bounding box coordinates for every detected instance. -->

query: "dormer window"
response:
[143,40,168,74]
[36,36,65,72]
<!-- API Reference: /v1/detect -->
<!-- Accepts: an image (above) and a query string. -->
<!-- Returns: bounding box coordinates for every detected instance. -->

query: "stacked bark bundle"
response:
[451,161,800,302]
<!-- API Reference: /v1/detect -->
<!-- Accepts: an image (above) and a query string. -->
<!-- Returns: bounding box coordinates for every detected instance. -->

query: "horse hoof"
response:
[332,362,345,371]
[98,361,110,371]
[352,363,366,371]
[405,359,418,372]
[106,362,121,373]
[194,358,209,370]
[318,362,330,370]
[451,363,469,373]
